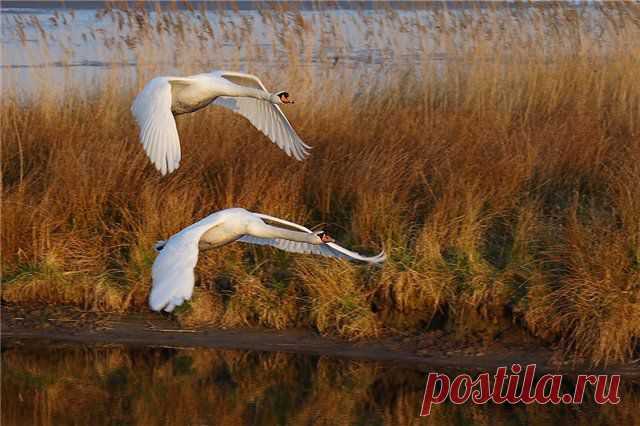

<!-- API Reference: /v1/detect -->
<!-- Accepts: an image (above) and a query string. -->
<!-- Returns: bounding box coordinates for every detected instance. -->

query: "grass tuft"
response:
[2,2,640,364]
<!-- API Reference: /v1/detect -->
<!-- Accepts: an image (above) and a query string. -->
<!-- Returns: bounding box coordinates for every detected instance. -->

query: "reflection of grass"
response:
[2,2,640,365]
[172,356,194,377]
[8,370,55,390]
[106,367,129,391]
[4,345,637,426]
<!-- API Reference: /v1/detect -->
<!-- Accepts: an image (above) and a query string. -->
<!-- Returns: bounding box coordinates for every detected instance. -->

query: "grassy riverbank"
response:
[2,2,639,365]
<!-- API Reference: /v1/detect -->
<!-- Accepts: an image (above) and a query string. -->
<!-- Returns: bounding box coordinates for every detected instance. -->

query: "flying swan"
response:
[131,70,310,175]
[149,208,385,312]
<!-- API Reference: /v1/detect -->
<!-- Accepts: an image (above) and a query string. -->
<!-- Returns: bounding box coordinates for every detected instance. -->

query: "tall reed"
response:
[2,2,640,365]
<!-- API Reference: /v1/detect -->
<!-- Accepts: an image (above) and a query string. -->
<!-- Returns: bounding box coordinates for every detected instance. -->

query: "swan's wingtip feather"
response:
[149,294,168,312]
[375,251,387,263]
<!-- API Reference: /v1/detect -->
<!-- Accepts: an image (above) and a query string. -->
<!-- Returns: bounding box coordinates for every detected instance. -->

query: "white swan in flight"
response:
[131,70,310,175]
[149,208,385,312]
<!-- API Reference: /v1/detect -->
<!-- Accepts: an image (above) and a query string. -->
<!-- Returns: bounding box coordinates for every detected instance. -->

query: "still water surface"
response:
[2,1,606,97]
[2,340,637,425]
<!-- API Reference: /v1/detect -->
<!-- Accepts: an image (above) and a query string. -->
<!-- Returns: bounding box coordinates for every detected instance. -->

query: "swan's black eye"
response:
[280,92,289,98]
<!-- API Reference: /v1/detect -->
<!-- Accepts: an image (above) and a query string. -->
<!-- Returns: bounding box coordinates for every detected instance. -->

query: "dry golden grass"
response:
[2,2,640,364]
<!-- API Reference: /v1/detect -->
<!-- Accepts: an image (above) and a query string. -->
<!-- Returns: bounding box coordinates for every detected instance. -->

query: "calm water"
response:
[2,340,638,426]
[1,1,604,97]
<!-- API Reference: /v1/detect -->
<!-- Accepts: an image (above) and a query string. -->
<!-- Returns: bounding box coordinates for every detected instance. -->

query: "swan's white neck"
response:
[250,223,319,244]
[220,81,275,103]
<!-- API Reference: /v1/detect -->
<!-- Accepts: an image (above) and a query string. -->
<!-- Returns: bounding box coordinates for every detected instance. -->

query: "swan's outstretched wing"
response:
[238,234,386,264]
[131,76,192,175]
[213,71,310,161]
[238,213,386,264]
[149,212,225,312]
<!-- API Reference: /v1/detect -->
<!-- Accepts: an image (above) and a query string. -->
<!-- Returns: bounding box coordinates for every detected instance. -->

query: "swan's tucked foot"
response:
[277,91,295,104]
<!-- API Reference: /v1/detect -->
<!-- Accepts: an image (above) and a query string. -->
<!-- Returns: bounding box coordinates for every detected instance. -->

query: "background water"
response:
[2,341,638,426]
[1,1,602,96]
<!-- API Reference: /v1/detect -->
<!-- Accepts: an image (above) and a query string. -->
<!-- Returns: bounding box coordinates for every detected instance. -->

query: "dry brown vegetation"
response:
[2,2,640,365]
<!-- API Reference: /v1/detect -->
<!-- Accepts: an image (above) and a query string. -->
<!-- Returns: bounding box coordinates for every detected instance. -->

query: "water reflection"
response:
[1,341,637,426]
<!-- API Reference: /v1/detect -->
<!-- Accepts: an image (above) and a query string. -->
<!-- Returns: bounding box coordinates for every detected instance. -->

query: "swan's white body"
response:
[131,70,310,175]
[149,208,385,312]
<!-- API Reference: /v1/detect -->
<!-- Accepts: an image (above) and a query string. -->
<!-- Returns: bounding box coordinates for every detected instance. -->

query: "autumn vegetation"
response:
[2,2,639,365]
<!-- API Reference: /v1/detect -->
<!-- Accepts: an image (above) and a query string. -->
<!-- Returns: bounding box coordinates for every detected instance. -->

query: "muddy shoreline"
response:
[2,303,639,378]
